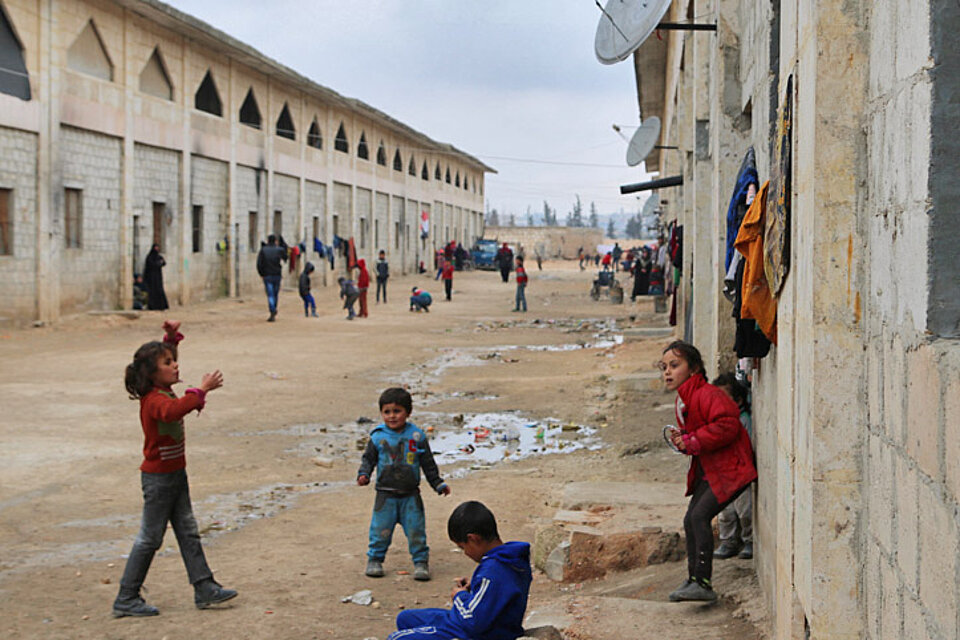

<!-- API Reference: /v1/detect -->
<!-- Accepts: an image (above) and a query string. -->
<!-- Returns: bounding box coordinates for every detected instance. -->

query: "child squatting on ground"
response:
[660,340,757,602]
[358,388,450,581]
[387,501,532,640]
[113,320,237,618]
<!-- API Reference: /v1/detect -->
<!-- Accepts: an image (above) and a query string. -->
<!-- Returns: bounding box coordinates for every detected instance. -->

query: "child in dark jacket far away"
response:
[338,276,359,320]
[376,250,389,303]
[660,340,757,603]
[299,261,317,317]
[387,501,532,640]
[112,320,237,618]
[358,388,450,581]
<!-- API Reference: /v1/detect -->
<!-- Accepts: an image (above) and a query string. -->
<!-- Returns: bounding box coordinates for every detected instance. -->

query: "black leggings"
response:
[684,478,743,581]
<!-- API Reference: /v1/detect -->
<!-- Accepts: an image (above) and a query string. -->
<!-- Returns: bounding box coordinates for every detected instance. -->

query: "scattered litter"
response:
[357,416,375,424]
[312,456,334,468]
[397,570,409,575]
[342,589,374,606]
[261,371,285,380]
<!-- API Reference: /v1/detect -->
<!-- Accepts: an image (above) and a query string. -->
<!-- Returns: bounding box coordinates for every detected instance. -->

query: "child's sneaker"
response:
[194,578,238,609]
[365,559,384,577]
[112,591,159,618]
[413,562,431,581]
[669,578,718,602]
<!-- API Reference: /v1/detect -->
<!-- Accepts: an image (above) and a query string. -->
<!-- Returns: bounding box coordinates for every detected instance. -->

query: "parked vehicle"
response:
[472,239,500,270]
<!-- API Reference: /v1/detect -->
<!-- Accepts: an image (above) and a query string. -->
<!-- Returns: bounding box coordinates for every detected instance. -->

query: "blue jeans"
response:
[301,293,316,315]
[388,609,459,640]
[368,492,428,563]
[515,283,527,311]
[263,275,282,313]
[118,470,212,592]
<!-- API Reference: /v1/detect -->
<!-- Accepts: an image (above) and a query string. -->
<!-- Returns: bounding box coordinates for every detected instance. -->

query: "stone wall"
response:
[483,226,604,260]
[189,155,229,300]
[235,165,266,297]
[0,127,38,321]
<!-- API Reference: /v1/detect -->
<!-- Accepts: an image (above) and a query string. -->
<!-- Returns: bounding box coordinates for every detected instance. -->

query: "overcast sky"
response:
[166,1,654,223]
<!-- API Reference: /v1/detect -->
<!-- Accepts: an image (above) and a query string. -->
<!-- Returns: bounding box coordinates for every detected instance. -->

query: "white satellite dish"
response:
[626,117,661,167]
[595,0,673,65]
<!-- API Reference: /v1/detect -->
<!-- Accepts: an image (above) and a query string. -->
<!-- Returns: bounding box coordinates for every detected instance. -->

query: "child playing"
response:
[513,256,528,312]
[410,287,432,312]
[299,261,318,317]
[357,388,450,580]
[376,249,390,303]
[113,320,237,617]
[338,276,359,320]
[388,501,532,640]
[356,258,371,318]
[711,373,754,560]
[659,341,756,602]
[440,258,454,301]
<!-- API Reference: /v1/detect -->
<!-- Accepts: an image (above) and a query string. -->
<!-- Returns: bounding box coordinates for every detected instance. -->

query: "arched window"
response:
[194,70,222,116]
[421,161,429,180]
[464,175,469,190]
[276,103,295,140]
[409,155,417,176]
[376,141,387,166]
[455,171,460,187]
[68,20,113,82]
[139,48,172,100]
[307,118,322,149]
[393,149,403,172]
[445,167,451,184]
[0,5,30,99]
[335,123,349,153]
[239,88,261,129]
[357,132,369,160]
[435,163,441,181]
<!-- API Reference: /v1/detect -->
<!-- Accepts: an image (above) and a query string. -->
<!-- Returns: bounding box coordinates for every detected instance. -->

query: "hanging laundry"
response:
[668,225,683,270]
[724,147,759,272]
[288,244,300,272]
[314,237,325,256]
[347,237,358,270]
[734,180,777,344]
[732,256,771,358]
[764,74,794,297]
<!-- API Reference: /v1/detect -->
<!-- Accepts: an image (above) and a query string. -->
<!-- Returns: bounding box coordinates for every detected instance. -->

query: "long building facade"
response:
[633,0,960,638]
[0,0,491,325]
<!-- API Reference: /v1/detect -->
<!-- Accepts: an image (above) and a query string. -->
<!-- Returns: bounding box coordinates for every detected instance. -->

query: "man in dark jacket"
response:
[257,234,286,322]
[375,250,389,303]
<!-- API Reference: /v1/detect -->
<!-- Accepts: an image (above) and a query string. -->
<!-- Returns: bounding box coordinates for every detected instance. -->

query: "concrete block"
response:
[894,454,919,592]
[895,0,931,82]
[943,370,960,504]
[564,525,683,582]
[864,541,882,638]
[918,481,958,635]
[879,552,902,638]
[906,347,942,480]
[543,540,569,582]
[867,433,894,553]
[533,524,567,573]
[903,594,933,640]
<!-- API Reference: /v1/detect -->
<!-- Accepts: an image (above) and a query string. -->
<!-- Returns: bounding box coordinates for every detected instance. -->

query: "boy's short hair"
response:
[379,387,413,413]
[448,501,500,543]
[267,234,277,244]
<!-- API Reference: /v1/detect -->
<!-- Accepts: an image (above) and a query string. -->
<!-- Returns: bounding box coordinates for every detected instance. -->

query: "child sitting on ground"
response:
[388,501,532,640]
[410,286,432,312]
[358,388,450,580]
[112,320,237,617]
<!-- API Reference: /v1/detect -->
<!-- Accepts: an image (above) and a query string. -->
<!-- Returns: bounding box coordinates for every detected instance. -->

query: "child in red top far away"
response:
[440,259,455,301]
[112,320,237,618]
[513,256,528,312]
[356,259,371,318]
[659,340,756,603]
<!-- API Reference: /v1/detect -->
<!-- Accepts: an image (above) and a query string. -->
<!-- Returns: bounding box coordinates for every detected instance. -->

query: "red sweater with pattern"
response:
[139,386,206,473]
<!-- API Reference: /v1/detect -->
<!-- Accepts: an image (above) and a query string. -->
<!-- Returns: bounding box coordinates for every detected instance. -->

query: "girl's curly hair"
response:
[125,341,176,399]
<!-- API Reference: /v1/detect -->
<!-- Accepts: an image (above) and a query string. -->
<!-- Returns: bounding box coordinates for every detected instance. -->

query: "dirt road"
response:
[0,261,763,639]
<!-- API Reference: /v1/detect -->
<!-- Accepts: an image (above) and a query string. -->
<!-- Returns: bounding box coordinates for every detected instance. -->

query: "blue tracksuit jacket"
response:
[358,422,447,495]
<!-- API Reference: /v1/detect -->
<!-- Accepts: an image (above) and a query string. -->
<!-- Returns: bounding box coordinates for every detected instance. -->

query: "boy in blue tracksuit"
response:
[358,387,450,581]
[388,501,532,640]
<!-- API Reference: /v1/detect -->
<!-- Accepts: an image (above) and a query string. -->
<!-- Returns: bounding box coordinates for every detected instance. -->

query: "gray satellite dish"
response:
[595,0,673,65]
[626,117,661,167]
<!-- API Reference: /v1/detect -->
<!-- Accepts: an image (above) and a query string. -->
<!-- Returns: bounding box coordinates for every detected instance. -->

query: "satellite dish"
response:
[626,117,661,167]
[595,0,673,65]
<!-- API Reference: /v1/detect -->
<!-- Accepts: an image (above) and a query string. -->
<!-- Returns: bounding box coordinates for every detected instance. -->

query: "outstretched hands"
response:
[199,370,224,393]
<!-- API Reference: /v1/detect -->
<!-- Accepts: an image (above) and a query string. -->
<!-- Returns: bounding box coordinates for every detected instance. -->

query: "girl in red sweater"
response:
[660,340,757,602]
[112,320,237,617]
[356,259,371,318]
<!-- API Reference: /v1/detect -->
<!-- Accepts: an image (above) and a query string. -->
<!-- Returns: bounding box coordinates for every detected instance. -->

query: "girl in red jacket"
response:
[113,320,236,617]
[660,340,757,602]
[356,259,371,318]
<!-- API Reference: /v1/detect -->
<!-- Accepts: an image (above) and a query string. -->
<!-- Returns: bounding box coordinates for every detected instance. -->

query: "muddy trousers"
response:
[118,470,213,595]
[387,609,462,640]
[683,478,743,582]
[367,492,428,564]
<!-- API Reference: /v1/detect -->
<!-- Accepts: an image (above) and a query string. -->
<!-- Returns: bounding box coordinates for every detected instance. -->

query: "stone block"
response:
[906,347,942,480]
[879,552,902,638]
[943,370,960,504]
[894,454,919,591]
[895,0,931,82]
[543,540,569,582]
[903,594,933,640]
[883,334,906,445]
[563,525,683,582]
[864,541,881,638]
[533,524,567,573]
[867,434,894,553]
[918,481,958,635]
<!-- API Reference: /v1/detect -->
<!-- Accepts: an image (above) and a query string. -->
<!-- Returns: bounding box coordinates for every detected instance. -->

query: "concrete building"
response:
[631,0,959,637]
[0,0,491,325]
[483,226,604,260]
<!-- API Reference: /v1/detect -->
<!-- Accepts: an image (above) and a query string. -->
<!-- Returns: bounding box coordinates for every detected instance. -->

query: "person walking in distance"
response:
[256,235,286,322]
[375,250,389,304]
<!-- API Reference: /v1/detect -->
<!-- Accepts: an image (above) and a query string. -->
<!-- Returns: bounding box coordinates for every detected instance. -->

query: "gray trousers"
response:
[717,484,753,543]
[119,469,212,593]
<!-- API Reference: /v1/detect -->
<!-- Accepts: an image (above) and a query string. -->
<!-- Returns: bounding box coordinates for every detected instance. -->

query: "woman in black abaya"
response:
[143,244,169,310]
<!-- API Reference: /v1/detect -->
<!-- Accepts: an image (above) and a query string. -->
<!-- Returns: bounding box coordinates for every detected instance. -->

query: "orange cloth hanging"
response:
[734,180,777,344]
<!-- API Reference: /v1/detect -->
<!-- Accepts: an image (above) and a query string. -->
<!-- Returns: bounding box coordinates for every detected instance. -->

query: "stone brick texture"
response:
[189,156,229,301]
[133,143,179,296]
[0,127,38,320]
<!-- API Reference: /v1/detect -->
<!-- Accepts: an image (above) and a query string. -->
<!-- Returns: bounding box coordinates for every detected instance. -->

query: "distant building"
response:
[0,0,492,324]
